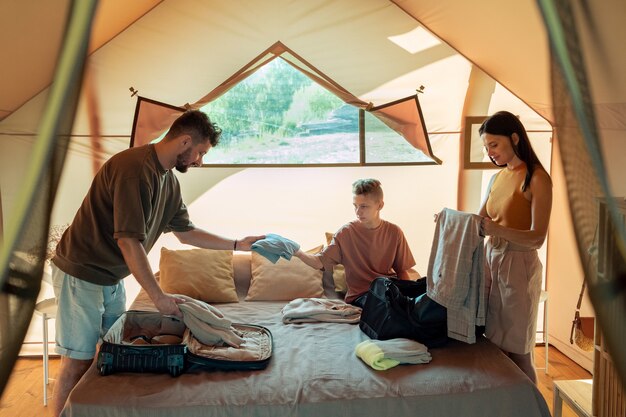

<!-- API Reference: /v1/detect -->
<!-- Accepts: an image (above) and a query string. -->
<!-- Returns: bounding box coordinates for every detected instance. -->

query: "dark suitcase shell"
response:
[97,311,186,377]
[97,311,273,376]
[185,323,273,371]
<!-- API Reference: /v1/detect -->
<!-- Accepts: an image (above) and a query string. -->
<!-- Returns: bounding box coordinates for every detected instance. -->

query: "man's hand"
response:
[236,235,266,251]
[153,293,186,318]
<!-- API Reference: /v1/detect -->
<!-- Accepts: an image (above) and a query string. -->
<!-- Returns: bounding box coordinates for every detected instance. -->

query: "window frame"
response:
[129,42,441,167]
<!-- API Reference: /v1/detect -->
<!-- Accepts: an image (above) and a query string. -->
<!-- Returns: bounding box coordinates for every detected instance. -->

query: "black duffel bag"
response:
[359,277,448,348]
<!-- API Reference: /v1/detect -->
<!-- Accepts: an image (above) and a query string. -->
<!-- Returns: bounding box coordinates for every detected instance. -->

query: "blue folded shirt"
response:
[251,234,301,264]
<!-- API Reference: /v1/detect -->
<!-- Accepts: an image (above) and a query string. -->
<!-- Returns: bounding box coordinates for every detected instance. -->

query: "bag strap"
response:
[570,224,598,344]
[575,278,587,311]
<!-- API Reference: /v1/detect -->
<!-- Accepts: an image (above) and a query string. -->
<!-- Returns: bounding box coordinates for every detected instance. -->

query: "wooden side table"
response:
[553,379,593,417]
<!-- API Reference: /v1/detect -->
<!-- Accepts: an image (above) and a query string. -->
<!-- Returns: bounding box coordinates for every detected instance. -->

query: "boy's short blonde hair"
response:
[352,178,383,201]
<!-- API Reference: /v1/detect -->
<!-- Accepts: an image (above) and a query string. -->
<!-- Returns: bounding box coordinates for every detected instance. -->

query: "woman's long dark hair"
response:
[479,111,547,191]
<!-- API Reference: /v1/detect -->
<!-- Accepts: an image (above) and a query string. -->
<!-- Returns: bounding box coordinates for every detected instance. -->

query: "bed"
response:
[61,251,550,417]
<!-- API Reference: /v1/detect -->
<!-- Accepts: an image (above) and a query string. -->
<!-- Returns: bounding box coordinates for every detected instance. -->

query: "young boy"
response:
[295,178,416,307]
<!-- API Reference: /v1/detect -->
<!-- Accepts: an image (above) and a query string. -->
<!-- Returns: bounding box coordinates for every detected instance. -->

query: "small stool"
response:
[33,297,57,406]
[553,379,592,417]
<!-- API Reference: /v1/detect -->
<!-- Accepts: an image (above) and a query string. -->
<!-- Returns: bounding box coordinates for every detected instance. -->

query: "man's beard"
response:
[175,149,192,173]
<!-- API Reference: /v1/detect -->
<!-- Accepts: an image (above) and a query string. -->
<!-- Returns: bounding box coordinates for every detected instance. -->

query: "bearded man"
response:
[50,110,263,416]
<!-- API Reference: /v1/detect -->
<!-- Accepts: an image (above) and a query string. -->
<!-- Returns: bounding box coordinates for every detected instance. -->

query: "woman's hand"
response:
[481,217,498,236]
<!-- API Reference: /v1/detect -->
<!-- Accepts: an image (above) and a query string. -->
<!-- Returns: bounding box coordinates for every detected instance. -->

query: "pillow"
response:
[159,247,238,303]
[325,232,347,293]
[246,246,324,301]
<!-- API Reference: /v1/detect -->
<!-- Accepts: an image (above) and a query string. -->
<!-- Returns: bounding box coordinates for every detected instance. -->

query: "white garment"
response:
[177,295,244,348]
[427,208,485,343]
[281,298,362,324]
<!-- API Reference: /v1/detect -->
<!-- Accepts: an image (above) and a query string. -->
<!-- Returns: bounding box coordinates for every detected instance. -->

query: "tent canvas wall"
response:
[2,0,625,375]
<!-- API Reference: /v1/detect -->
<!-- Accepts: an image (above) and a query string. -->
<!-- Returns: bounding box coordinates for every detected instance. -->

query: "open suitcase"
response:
[97,311,273,376]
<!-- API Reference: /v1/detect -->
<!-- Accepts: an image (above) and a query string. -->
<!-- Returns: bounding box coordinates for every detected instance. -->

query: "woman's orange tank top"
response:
[486,162,532,230]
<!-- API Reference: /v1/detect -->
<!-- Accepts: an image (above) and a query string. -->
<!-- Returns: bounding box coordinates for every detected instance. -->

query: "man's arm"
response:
[173,227,264,251]
[117,237,184,317]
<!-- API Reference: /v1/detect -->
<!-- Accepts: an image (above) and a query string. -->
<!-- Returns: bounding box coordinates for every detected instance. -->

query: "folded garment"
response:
[355,338,431,371]
[281,298,362,324]
[374,338,432,364]
[251,233,301,263]
[177,295,244,348]
[355,341,399,370]
[177,295,231,329]
[151,334,183,345]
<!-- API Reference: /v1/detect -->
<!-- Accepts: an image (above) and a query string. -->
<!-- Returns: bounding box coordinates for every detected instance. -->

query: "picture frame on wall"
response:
[463,116,492,169]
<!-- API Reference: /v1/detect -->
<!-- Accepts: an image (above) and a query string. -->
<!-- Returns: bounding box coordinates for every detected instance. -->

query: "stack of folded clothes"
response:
[355,338,432,370]
[281,298,362,324]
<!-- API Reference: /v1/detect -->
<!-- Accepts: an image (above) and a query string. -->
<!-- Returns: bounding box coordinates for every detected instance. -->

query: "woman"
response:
[478,111,552,384]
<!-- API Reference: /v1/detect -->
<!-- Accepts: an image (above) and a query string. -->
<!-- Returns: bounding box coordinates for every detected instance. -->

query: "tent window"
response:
[200,59,361,164]
[364,111,433,164]
[197,58,431,165]
[130,42,439,166]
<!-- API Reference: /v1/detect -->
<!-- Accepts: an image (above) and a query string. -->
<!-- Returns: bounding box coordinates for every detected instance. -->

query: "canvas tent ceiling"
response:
[2,0,624,143]
[0,0,161,121]
[1,0,552,145]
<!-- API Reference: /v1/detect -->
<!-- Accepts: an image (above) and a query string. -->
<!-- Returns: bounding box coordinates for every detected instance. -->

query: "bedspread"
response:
[62,297,550,417]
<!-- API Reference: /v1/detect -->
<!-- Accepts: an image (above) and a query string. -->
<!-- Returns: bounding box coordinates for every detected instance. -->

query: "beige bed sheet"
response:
[62,294,550,417]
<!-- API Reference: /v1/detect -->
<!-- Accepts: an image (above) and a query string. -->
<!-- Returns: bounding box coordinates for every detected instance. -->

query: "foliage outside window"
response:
[146,58,432,165]
[201,58,429,165]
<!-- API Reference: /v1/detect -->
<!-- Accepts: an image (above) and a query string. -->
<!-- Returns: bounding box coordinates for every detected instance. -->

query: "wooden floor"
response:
[0,345,591,417]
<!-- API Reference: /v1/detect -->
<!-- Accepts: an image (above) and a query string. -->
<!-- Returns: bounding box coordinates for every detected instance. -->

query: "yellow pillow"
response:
[159,247,238,303]
[246,247,324,301]
[325,232,347,293]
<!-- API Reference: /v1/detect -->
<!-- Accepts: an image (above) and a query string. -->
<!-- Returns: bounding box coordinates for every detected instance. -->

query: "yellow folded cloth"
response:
[355,340,400,371]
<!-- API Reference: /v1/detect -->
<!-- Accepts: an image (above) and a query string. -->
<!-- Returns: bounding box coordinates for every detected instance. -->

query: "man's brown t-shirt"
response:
[53,144,193,285]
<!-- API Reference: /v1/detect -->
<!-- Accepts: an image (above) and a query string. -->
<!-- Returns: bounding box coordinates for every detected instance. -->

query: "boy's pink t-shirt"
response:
[320,220,416,303]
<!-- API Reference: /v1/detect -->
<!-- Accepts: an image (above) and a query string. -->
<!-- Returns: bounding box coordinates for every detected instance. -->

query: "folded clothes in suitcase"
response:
[97,311,273,377]
[185,323,273,371]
